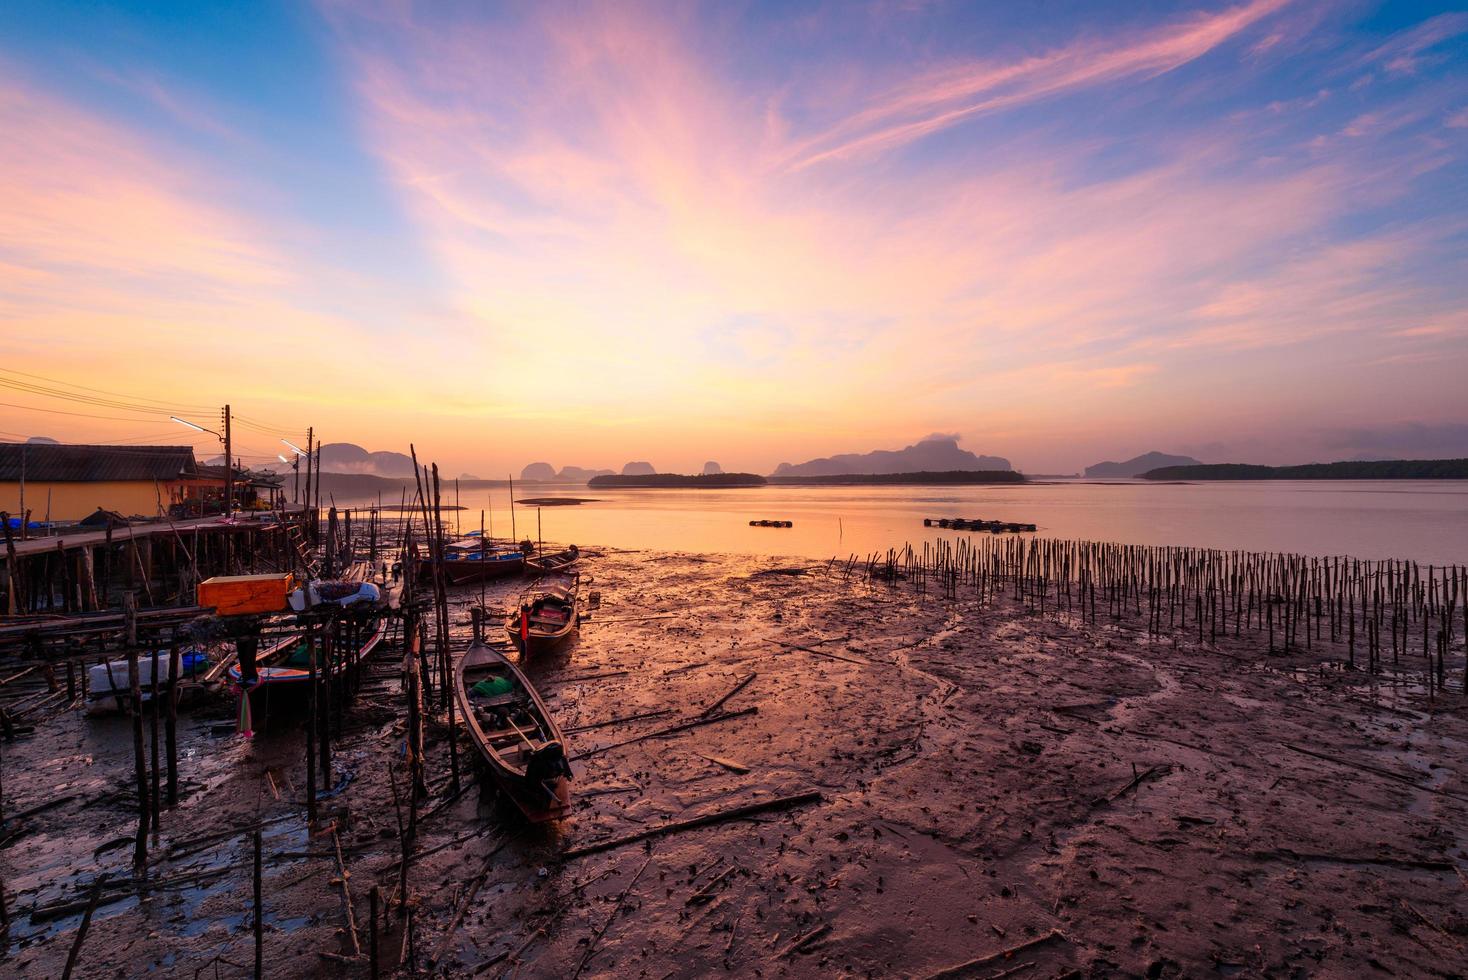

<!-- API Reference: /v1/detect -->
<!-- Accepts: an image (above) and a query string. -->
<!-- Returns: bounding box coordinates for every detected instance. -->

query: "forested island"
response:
[769,470,1026,486]
[1142,459,1468,480]
[587,473,767,488]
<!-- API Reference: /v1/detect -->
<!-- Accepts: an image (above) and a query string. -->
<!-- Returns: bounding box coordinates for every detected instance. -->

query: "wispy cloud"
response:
[780,0,1291,170]
[1359,11,1468,76]
[0,75,280,286]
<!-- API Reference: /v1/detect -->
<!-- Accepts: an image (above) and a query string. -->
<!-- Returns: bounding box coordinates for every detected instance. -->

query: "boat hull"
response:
[504,575,580,661]
[441,554,526,585]
[525,545,579,576]
[455,641,571,822]
[227,618,387,733]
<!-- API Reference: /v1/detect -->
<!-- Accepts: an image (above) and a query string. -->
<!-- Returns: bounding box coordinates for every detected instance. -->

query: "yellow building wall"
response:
[0,481,175,521]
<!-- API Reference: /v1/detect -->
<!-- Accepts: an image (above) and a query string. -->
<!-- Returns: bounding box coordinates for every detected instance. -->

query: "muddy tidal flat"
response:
[3,547,1466,978]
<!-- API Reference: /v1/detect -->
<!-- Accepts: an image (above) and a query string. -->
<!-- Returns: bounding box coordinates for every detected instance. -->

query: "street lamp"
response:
[172,408,232,517]
[282,437,310,507]
[170,416,218,437]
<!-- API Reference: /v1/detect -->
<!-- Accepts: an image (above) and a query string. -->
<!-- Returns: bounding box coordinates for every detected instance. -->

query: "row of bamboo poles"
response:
[840,536,1467,696]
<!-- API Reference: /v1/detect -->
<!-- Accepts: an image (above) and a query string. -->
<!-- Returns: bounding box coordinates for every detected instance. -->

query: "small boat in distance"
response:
[455,640,572,822]
[505,574,579,659]
[525,544,579,576]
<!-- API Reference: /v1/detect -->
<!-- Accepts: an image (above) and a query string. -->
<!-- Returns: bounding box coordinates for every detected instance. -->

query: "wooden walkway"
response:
[3,513,293,560]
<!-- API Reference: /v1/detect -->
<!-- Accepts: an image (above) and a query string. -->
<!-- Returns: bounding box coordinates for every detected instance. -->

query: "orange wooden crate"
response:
[198,573,294,616]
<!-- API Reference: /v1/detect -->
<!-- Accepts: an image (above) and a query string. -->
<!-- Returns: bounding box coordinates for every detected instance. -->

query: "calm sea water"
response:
[344,480,1468,566]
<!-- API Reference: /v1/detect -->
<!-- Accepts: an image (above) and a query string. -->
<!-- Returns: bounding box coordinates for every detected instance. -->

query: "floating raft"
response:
[749,520,794,528]
[924,518,1036,533]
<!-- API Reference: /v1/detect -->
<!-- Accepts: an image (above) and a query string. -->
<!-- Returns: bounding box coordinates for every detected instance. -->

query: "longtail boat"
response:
[525,544,579,576]
[505,574,579,659]
[415,539,526,585]
[441,549,526,585]
[455,640,572,821]
[85,620,309,717]
[227,581,387,733]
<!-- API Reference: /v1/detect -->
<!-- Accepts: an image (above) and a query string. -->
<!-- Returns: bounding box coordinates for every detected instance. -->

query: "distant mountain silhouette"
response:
[702,461,723,475]
[621,461,657,476]
[520,462,557,481]
[318,442,416,478]
[590,473,764,488]
[25,436,59,444]
[1085,451,1201,478]
[557,465,615,481]
[1143,459,1468,480]
[771,438,1011,478]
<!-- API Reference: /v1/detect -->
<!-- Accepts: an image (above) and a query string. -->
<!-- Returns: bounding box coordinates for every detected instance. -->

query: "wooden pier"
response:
[1,509,318,617]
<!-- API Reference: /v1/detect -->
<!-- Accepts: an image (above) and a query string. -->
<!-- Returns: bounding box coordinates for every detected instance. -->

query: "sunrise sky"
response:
[1,1,1465,475]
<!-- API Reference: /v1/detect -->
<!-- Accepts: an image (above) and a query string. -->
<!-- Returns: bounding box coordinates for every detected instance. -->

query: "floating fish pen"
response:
[924,517,1036,532]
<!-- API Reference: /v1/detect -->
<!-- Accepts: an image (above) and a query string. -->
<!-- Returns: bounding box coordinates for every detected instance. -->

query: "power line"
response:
[232,413,306,438]
[0,376,204,417]
[0,366,215,413]
[0,399,165,423]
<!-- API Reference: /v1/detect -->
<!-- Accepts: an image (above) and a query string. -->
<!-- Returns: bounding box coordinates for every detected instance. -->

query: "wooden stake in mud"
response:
[149,649,161,831]
[253,828,264,979]
[318,624,332,789]
[124,594,149,868]
[60,874,108,980]
[369,885,381,980]
[166,643,180,806]
[305,627,318,827]
[447,642,460,798]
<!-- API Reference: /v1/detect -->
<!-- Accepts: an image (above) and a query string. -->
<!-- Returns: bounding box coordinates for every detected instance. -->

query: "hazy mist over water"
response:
[345,480,1468,566]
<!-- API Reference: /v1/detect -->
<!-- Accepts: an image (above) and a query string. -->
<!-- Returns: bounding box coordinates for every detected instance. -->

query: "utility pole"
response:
[305,427,314,517]
[222,404,233,518]
[222,404,232,570]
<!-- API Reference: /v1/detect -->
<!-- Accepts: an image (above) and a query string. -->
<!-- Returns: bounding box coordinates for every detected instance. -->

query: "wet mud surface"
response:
[2,547,1466,977]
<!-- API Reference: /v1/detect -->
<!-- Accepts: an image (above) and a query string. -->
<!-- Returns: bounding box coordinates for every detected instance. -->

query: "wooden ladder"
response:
[287,521,320,579]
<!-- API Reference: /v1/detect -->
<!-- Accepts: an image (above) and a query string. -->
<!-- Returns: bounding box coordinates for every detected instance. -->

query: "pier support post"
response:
[306,626,318,827]
[166,643,180,806]
[253,828,264,979]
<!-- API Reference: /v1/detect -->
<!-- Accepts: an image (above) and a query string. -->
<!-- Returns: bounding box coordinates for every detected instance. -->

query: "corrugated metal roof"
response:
[0,443,198,482]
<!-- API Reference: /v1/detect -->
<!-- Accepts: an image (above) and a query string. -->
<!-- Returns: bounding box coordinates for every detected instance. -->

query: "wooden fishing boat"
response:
[227,609,388,733]
[85,622,308,717]
[442,549,526,584]
[525,544,579,576]
[505,574,579,659]
[455,640,572,822]
[415,539,526,585]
